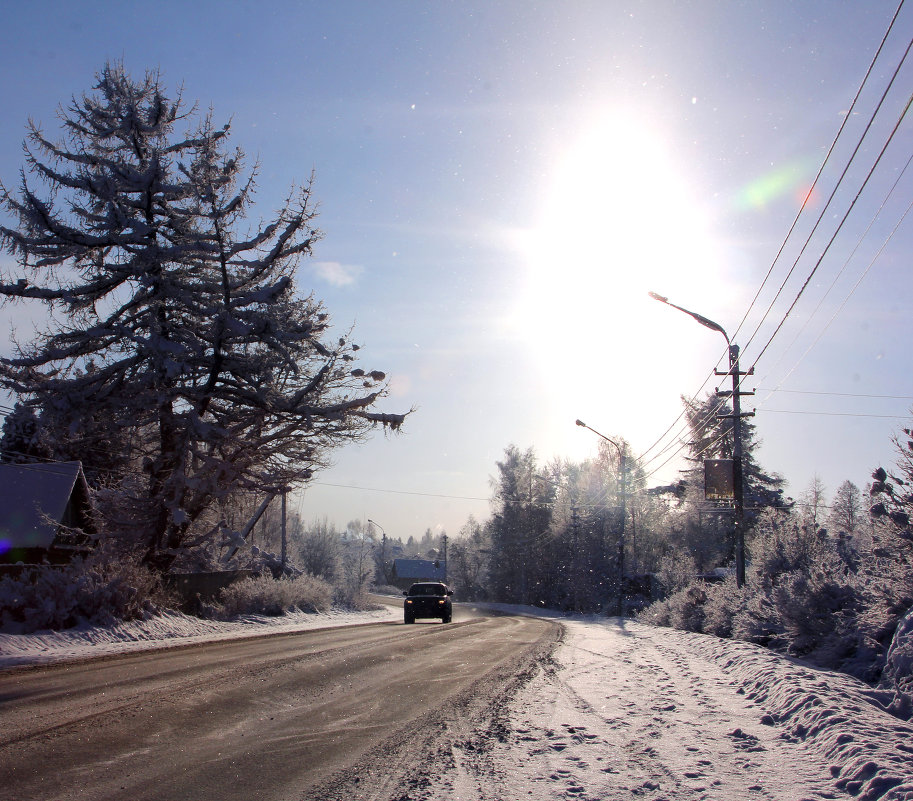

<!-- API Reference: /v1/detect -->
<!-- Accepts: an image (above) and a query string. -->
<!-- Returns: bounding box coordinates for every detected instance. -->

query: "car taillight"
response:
[406,599,412,604]
[438,599,445,604]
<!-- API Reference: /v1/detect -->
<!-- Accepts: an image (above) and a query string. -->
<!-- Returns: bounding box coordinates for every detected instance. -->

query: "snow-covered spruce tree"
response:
[866,424,913,693]
[0,402,50,463]
[0,64,406,571]
[675,393,787,568]
[682,394,787,514]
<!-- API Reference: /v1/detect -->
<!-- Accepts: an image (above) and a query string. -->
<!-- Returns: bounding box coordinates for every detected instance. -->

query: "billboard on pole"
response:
[704,459,734,500]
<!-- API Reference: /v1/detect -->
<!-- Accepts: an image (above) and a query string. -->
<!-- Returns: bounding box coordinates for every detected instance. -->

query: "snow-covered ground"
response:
[425,612,913,801]
[0,603,402,669]
[3,603,912,800]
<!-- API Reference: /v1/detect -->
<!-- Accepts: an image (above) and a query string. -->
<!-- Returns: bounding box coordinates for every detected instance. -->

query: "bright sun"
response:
[507,110,725,354]
[503,109,730,442]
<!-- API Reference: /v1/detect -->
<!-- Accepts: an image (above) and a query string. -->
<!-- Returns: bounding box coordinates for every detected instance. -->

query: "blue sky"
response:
[1,1,911,541]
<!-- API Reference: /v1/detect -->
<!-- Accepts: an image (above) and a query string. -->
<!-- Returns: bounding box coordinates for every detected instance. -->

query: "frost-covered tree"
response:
[448,516,490,600]
[870,422,913,533]
[677,394,786,567]
[798,475,828,532]
[339,519,375,603]
[0,402,49,463]
[297,517,341,582]
[830,479,864,537]
[488,445,555,605]
[0,64,407,571]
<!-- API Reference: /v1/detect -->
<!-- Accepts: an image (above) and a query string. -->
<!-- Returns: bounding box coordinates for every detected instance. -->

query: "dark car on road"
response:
[403,582,453,624]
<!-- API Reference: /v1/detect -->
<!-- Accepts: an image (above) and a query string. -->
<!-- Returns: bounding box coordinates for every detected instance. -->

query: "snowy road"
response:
[2,608,912,800]
[0,613,558,801]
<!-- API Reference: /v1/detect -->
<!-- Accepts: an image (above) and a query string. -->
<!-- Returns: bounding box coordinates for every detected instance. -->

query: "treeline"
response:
[442,394,788,609]
[441,401,913,715]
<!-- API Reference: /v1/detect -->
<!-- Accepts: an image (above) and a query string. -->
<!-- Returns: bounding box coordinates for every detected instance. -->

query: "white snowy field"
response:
[2,603,912,800]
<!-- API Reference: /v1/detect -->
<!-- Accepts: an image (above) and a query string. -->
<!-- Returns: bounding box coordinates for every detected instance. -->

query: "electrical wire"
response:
[758,187,913,402]
[756,388,913,400]
[748,89,913,371]
[760,409,907,419]
[641,9,912,481]
[731,0,908,345]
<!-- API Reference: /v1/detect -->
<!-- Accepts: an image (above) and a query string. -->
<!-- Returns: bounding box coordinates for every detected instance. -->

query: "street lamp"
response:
[576,419,626,616]
[648,292,752,587]
[368,519,388,584]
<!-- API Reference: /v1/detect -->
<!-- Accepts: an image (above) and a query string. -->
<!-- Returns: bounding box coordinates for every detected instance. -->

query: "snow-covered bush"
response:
[637,424,913,714]
[638,583,708,632]
[216,573,332,618]
[747,510,829,587]
[636,599,671,627]
[655,551,698,598]
[641,511,877,681]
[0,551,163,633]
[667,584,709,632]
[731,515,864,664]
[332,582,378,611]
[702,576,743,638]
[882,607,913,718]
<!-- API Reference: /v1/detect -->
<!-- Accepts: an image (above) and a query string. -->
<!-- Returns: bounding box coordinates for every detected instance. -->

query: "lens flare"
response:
[737,158,818,210]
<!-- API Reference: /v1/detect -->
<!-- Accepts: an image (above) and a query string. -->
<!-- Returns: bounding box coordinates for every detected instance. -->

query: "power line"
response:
[758,186,913,399]
[759,408,907,419]
[740,18,912,364]
[757,388,913,401]
[748,51,913,367]
[749,90,913,372]
[731,0,908,345]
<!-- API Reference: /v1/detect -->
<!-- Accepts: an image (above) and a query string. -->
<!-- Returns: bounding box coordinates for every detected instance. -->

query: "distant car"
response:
[403,582,453,624]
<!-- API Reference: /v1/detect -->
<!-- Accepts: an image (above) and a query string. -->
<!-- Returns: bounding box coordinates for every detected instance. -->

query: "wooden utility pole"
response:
[649,292,757,589]
[616,447,626,617]
[716,344,755,587]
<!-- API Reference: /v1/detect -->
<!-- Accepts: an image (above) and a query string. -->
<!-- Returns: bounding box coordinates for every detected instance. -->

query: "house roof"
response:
[393,558,446,581]
[0,461,89,550]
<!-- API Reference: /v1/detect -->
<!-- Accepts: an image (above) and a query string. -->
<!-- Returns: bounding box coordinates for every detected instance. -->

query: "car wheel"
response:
[442,613,451,623]
[404,614,414,624]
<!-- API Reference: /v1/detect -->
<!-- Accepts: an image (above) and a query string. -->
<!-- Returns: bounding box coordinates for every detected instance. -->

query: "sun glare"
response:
[507,111,725,353]
[502,110,730,449]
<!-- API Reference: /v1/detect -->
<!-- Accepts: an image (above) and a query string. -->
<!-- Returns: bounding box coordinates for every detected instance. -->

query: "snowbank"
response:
[0,604,401,669]
[694,629,913,800]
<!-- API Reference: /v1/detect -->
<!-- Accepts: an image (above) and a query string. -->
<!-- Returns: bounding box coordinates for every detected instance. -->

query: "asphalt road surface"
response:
[0,604,560,801]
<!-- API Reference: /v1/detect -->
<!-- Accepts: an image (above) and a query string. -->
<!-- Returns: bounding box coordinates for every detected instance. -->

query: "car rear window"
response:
[409,584,445,595]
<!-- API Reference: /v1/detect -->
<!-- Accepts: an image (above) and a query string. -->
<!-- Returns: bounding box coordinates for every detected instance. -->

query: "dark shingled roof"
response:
[0,461,91,551]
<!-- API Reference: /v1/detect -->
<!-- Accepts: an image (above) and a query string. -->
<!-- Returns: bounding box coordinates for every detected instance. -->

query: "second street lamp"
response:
[576,419,626,617]
[368,519,388,584]
[648,292,753,587]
